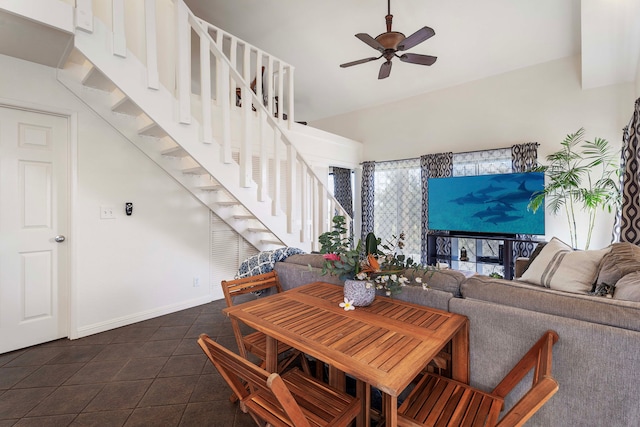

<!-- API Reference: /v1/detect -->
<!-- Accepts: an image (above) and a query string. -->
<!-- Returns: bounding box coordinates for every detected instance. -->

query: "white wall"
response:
[312,56,635,250]
[636,59,640,97]
[0,54,218,338]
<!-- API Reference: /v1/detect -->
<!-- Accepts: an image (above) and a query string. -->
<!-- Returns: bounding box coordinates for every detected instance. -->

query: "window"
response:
[373,159,421,262]
[453,148,512,176]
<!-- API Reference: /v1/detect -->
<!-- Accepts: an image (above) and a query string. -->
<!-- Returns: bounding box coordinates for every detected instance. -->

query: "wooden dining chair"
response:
[397,330,559,427]
[221,271,309,374]
[198,334,361,427]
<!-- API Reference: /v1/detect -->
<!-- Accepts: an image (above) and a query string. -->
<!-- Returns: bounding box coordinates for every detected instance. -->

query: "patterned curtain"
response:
[421,153,453,264]
[332,167,353,217]
[616,98,640,244]
[611,131,626,243]
[361,162,376,244]
[511,142,539,259]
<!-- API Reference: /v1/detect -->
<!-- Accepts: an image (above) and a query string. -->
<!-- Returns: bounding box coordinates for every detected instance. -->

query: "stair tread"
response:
[217,200,241,206]
[199,184,223,191]
[261,239,283,245]
[138,122,167,138]
[112,96,142,116]
[233,215,255,220]
[248,228,269,233]
[182,166,207,175]
[161,146,189,157]
[82,67,116,91]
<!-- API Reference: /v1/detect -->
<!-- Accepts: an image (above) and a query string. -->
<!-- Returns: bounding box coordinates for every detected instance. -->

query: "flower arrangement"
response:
[318,216,434,296]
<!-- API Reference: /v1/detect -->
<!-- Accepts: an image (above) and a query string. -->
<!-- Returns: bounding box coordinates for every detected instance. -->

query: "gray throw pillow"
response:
[597,242,640,285]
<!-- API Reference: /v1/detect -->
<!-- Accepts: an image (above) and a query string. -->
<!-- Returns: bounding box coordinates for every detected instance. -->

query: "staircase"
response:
[57,0,351,252]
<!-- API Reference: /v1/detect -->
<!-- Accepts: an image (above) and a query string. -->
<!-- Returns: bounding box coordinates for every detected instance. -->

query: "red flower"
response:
[323,253,340,261]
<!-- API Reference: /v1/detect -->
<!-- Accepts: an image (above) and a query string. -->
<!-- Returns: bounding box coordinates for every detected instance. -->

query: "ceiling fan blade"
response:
[340,56,381,68]
[356,33,385,52]
[378,61,392,79]
[399,53,437,66]
[397,26,435,51]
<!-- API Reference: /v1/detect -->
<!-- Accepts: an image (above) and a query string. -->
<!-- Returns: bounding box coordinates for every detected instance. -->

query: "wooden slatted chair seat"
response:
[198,334,361,427]
[398,330,559,427]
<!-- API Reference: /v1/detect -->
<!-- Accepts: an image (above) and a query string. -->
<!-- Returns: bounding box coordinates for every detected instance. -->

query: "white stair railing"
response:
[73,0,351,248]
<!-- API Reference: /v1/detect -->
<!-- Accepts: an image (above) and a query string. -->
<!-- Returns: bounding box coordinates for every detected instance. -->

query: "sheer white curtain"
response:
[373,159,422,262]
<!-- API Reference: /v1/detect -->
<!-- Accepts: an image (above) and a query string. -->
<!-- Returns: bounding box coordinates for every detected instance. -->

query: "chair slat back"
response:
[492,330,559,399]
[197,334,311,427]
[220,271,284,359]
[221,271,283,308]
[198,334,271,399]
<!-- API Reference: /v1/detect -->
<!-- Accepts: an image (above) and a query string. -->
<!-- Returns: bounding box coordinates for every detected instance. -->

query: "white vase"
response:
[343,279,375,307]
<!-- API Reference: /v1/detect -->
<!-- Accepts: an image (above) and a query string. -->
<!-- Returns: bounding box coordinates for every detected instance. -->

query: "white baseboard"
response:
[71,294,216,339]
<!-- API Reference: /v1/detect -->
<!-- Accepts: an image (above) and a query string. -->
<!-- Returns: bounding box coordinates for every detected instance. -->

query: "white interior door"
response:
[0,105,69,354]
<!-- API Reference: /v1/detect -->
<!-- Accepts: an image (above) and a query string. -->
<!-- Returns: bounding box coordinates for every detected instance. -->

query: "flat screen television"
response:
[428,172,545,236]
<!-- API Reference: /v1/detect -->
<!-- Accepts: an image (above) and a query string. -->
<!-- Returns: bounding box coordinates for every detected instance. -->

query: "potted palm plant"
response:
[528,128,621,249]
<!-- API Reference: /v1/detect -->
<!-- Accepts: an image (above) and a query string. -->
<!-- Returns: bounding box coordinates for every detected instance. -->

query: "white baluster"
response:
[287,144,297,233]
[229,38,237,108]
[311,178,320,250]
[272,128,282,216]
[112,0,126,57]
[175,0,191,124]
[267,56,274,117]
[215,29,223,107]
[258,110,268,202]
[318,184,328,235]
[240,43,252,187]
[199,27,213,144]
[144,0,159,90]
[75,0,93,32]
[300,162,308,243]
[287,66,295,127]
[277,61,284,122]
[220,62,232,163]
[255,53,263,111]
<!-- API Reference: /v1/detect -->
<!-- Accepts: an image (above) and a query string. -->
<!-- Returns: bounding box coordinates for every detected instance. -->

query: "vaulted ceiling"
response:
[185,0,640,122]
[1,0,638,123]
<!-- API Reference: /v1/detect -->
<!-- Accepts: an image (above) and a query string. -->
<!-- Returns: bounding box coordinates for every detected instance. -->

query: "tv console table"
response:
[427,233,542,280]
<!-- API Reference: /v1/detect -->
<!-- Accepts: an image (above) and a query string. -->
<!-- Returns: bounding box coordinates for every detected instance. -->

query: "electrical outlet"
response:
[100,206,115,219]
[193,277,200,287]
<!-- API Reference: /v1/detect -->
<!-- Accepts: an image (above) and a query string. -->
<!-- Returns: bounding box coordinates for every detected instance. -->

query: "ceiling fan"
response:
[340,0,437,79]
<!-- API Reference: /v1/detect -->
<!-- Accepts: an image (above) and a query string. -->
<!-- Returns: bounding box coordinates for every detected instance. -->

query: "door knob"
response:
[54,235,66,243]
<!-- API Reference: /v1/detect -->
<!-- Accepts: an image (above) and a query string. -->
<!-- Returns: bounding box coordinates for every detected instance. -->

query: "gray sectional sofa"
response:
[272,247,640,427]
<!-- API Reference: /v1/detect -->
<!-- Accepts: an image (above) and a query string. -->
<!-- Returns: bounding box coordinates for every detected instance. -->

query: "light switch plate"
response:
[100,206,115,219]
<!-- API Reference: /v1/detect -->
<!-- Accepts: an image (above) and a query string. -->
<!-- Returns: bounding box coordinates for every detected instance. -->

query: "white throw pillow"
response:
[613,271,640,302]
[520,237,611,294]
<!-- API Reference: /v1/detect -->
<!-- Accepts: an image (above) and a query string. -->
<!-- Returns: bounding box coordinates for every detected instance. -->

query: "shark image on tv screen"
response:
[427,172,545,236]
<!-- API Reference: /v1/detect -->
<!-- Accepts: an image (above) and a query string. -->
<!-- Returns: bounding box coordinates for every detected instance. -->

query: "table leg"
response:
[265,335,278,373]
[383,394,398,427]
[355,379,371,427]
[328,365,346,391]
[451,319,470,384]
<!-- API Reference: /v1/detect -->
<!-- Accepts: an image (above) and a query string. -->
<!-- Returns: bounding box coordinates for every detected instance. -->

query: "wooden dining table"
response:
[223,281,469,427]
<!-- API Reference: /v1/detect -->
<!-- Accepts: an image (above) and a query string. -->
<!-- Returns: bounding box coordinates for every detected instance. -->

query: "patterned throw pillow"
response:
[520,237,611,294]
[236,247,305,278]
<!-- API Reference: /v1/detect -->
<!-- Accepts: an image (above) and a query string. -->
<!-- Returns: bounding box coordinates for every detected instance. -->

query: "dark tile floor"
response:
[0,299,256,427]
